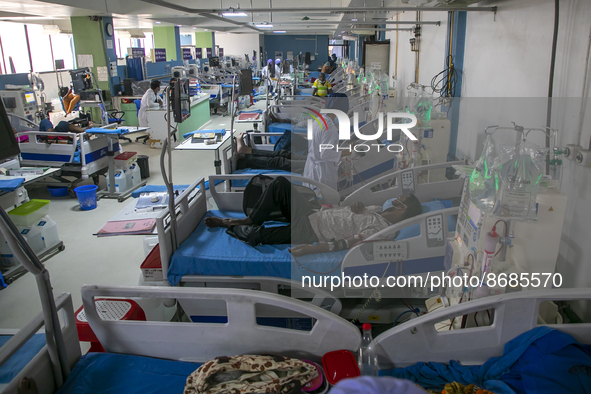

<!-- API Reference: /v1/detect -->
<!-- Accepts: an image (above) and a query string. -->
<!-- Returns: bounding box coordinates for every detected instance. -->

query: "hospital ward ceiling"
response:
[0,0,493,36]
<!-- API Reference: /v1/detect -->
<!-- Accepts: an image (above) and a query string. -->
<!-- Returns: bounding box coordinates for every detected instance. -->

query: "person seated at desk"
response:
[139,80,163,127]
[205,176,422,256]
[39,119,93,134]
[312,73,332,97]
[59,87,80,115]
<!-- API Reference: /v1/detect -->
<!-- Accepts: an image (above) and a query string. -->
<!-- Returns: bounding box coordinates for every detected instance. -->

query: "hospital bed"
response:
[3,285,589,393]
[154,171,463,298]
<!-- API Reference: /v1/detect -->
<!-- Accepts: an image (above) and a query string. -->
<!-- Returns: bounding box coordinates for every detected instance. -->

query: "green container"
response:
[8,199,50,226]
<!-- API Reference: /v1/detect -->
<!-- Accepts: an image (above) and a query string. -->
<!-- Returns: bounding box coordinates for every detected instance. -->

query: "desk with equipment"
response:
[176,130,233,174]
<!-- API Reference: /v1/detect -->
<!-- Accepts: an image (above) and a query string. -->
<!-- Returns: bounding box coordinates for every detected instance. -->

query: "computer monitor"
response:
[2,97,16,110]
[69,68,93,93]
[209,57,220,67]
[240,69,253,96]
[172,79,191,123]
[282,60,290,74]
[0,100,20,162]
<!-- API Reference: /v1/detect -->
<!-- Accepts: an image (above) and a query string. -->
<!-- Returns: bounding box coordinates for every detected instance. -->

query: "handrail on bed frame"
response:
[342,160,466,206]
[375,288,591,368]
[81,285,361,363]
[0,292,81,394]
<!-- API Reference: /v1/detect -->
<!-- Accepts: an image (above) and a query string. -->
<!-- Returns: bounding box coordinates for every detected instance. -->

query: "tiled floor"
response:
[0,101,265,329]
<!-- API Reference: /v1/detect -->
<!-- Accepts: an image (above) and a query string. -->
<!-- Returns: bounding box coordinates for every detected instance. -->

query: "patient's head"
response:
[380,194,422,224]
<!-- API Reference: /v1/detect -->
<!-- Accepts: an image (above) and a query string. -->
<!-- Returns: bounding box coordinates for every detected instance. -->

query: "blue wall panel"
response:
[263,35,329,71]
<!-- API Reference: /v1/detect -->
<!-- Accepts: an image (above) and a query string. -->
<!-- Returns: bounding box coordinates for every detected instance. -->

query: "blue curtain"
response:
[126,57,144,81]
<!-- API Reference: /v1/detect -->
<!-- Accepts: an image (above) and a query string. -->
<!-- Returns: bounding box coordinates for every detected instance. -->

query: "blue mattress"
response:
[168,210,347,286]
[56,353,200,394]
[0,334,46,384]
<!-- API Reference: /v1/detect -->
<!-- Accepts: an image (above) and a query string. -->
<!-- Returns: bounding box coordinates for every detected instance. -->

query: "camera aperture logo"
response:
[304,108,417,153]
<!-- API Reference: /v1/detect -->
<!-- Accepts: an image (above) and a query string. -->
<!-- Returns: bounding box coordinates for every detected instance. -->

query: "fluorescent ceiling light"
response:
[42,25,60,34]
[177,24,182,27]
[222,12,248,16]
[351,18,358,21]
[255,24,273,28]
[204,29,208,31]
[155,21,161,24]
[340,30,345,33]
[273,31,286,33]
[193,27,197,29]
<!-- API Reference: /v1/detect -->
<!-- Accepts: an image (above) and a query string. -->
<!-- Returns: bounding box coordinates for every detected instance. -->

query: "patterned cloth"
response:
[427,382,496,394]
[184,355,318,394]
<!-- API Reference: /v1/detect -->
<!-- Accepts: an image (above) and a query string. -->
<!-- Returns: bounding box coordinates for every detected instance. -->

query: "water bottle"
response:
[358,323,378,376]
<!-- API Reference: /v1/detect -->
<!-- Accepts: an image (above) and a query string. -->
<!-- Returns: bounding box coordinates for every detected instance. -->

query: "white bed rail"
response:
[342,161,466,206]
[209,173,341,211]
[81,285,361,363]
[341,206,459,297]
[180,275,342,315]
[156,178,207,283]
[375,288,591,368]
[0,293,81,394]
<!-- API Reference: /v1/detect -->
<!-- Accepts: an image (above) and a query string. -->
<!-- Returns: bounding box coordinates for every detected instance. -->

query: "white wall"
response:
[385,11,448,93]
[214,33,261,61]
[389,0,591,320]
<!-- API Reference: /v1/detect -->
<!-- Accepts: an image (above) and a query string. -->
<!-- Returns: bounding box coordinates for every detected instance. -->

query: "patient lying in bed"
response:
[205,176,423,256]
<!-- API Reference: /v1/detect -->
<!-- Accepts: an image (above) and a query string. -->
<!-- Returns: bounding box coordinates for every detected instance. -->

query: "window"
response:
[0,22,75,73]
[0,21,29,73]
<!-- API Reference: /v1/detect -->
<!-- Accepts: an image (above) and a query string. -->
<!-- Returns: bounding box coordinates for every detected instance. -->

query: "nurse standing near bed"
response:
[303,95,352,190]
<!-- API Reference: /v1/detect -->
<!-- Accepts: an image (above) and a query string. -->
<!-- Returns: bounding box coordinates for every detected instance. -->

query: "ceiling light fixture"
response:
[222,11,248,16]
[351,18,358,21]
[204,28,208,31]
[255,23,273,28]
[155,21,161,24]
[273,31,286,33]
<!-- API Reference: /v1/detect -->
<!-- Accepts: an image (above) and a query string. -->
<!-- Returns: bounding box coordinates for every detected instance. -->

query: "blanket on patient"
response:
[381,326,591,394]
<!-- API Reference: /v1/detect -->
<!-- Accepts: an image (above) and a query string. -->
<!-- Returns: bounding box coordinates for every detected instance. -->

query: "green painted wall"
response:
[194,32,213,48]
[70,16,110,96]
[154,26,179,61]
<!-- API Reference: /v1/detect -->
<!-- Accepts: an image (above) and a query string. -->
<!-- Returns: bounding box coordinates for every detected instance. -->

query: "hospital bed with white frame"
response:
[152,168,464,300]
[3,284,589,393]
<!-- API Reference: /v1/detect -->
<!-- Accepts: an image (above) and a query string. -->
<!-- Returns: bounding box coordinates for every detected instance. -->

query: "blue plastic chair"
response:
[134,99,148,143]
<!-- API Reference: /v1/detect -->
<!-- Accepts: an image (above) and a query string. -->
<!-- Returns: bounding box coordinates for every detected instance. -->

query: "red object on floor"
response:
[322,350,360,385]
[75,299,146,353]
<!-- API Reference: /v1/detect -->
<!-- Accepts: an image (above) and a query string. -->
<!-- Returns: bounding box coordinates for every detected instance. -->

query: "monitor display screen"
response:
[240,69,253,96]
[0,100,20,162]
[172,79,191,123]
[209,57,220,67]
[25,92,36,104]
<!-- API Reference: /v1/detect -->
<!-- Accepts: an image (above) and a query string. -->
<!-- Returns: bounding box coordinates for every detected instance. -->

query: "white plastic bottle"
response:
[358,323,378,376]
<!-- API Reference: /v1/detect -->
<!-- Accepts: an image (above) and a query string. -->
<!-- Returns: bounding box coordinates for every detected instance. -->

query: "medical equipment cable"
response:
[350,260,393,324]
[545,0,559,174]
[393,308,420,326]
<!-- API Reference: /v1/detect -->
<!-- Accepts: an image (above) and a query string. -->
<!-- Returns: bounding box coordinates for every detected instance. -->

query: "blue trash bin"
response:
[74,185,98,210]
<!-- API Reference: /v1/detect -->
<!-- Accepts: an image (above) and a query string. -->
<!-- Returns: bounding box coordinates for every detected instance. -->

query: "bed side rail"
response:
[342,161,466,206]
[209,173,341,211]
[0,293,80,394]
[17,131,79,166]
[374,288,591,368]
[81,285,361,363]
[341,206,459,276]
[180,275,342,314]
[156,178,207,282]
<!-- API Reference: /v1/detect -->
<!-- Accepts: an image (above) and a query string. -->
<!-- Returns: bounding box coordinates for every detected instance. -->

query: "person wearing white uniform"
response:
[138,80,162,127]
[261,59,276,94]
[302,96,351,190]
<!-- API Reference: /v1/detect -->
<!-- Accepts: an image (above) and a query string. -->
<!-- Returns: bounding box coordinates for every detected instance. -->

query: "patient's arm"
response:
[289,235,361,257]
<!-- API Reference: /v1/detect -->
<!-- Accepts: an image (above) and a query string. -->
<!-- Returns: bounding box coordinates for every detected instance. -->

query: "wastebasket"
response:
[137,155,150,180]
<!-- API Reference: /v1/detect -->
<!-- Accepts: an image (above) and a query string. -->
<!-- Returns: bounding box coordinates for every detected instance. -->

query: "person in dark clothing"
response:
[235,133,307,173]
[205,176,423,256]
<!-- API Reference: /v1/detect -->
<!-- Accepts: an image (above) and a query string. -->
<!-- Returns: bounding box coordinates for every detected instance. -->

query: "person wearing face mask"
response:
[138,80,162,127]
[312,73,332,97]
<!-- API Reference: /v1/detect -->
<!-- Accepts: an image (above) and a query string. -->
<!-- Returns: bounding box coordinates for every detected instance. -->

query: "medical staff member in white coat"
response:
[303,95,351,190]
[138,80,162,127]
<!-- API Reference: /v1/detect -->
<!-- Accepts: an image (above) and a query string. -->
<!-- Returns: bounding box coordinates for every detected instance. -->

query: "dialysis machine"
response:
[0,89,38,122]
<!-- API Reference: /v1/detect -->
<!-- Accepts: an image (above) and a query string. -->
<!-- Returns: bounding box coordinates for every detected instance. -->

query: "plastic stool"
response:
[75,299,146,353]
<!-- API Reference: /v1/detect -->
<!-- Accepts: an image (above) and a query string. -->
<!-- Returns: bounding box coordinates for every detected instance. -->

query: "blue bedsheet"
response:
[168,210,346,286]
[0,334,46,384]
[130,180,224,198]
[0,178,25,192]
[380,327,591,394]
[86,127,131,135]
[56,353,200,394]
